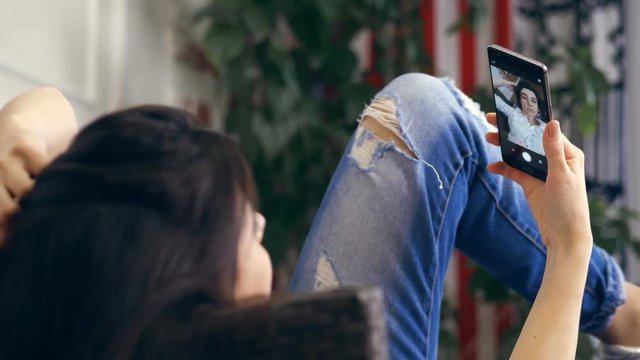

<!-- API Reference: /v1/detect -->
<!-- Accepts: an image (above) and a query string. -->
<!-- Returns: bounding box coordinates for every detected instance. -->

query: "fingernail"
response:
[548,121,560,138]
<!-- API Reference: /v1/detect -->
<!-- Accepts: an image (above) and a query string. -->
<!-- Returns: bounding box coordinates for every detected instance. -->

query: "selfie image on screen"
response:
[490,66,548,155]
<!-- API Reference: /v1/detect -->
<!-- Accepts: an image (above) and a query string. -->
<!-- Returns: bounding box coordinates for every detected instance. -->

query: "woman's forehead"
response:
[520,88,536,96]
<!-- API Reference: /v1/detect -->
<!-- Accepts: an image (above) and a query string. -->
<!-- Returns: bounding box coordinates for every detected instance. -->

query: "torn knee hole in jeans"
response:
[314,253,341,290]
[350,98,444,189]
[351,98,418,167]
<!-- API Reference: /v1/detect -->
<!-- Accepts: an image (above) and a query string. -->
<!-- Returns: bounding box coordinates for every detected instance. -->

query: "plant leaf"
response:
[204,25,246,68]
[244,3,274,41]
[576,103,598,136]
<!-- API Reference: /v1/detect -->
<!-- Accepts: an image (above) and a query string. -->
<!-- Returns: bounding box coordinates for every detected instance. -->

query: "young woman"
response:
[0,106,272,359]
[494,79,547,154]
[0,78,638,359]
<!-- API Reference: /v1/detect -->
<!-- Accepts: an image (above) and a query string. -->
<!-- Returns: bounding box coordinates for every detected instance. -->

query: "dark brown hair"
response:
[515,79,548,121]
[0,106,257,359]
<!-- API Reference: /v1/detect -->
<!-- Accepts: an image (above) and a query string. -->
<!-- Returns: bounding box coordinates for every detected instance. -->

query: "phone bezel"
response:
[487,44,553,182]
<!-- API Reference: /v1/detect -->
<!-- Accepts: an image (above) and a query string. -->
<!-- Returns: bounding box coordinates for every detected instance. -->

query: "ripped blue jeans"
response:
[289,74,626,359]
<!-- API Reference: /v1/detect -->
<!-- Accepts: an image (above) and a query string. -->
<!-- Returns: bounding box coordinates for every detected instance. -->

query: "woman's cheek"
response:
[234,243,273,300]
[251,244,273,294]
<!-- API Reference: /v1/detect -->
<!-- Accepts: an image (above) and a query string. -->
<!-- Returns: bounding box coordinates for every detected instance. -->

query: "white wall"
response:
[0,0,217,128]
[0,0,126,125]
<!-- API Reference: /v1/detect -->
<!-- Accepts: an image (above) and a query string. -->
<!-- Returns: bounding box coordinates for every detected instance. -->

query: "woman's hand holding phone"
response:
[485,112,592,254]
[485,112,593,359]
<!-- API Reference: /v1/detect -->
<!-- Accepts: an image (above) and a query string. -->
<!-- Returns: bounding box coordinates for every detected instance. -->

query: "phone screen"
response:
[488,45,552,181]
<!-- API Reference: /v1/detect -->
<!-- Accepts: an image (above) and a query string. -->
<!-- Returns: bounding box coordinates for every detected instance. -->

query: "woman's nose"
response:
[254,213,266,242]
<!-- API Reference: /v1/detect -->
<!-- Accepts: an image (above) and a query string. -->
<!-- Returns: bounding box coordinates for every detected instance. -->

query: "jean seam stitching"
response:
[474,163,598,297]
[424,152,471,359]
[475,168,546,254]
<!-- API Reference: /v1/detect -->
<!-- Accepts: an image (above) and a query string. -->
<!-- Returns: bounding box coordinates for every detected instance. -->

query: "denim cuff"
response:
[579,247,627,333]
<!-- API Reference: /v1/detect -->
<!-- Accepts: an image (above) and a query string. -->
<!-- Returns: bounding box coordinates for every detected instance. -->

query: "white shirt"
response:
[495,95,546,155]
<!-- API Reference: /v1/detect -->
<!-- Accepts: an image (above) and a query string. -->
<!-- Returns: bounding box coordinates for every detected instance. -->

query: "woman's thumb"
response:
[543,120,566,171]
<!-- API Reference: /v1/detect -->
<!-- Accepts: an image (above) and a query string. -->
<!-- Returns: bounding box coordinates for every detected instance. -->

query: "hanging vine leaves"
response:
[195,0,431,266]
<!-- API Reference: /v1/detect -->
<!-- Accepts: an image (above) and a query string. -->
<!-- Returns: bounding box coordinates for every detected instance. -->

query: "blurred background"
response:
[1,0,639,358]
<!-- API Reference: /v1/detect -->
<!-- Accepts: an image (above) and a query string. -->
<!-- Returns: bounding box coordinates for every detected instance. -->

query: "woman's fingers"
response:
[559,132,585,173]
[0,137,48,238]
[486,113,497,127]
[12,138,48,177]
[540,121,585,176]
[485,113,500,147]
[485,132,500,146]
[0,186,17,247]
[4,167,34,199]
[542,120,568,173]
[487,161,531,189]
[487,161,542,191]
[484,115,503,147]
[0,187,15,219]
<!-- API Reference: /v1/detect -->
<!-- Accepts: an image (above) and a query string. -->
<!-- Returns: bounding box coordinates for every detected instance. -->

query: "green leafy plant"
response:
[590,196,640,256]
[194,0,429,271]
[447,0,488,34]
[565,44,610,136]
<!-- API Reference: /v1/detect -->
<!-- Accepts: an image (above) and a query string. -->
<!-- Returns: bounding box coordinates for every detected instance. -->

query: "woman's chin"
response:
[233,282,272,302]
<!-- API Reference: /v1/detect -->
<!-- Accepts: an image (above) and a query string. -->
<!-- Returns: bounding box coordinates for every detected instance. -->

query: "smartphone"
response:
[487,44,553,181]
